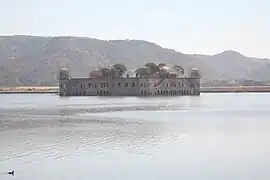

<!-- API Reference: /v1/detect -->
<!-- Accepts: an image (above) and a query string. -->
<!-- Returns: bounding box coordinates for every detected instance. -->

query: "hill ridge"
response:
[0,35,269,86]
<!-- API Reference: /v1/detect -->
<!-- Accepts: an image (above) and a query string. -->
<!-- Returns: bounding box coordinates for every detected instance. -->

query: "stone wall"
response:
[59,77,200,96]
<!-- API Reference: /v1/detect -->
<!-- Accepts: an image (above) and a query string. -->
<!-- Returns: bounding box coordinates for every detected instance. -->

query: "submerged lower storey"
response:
[59,77,200,97]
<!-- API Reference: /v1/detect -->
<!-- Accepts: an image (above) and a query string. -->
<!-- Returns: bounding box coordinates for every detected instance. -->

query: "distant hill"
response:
[0,35,269,86]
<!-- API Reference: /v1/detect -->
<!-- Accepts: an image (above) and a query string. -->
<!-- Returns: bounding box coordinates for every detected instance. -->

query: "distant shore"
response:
[0,86,58,94]
[201,86,270,93]
[1,86,270,94]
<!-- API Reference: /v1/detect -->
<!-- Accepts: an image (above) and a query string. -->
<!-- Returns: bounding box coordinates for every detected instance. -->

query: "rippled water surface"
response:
[1,93,270,180]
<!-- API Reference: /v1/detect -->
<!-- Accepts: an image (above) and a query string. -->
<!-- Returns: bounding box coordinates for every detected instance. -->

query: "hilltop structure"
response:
[59,63,201,96]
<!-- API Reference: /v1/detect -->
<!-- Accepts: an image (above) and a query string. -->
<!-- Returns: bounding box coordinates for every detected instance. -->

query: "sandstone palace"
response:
[58,63,201,96]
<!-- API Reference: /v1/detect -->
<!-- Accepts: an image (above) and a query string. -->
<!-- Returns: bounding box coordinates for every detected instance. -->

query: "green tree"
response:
[135,67,149,77]
[145,62,160,74]
[158,63,166,68]
[173,65,184,74]
[158,69,170,78]
[108,66,118,78]
[112,64,127,77]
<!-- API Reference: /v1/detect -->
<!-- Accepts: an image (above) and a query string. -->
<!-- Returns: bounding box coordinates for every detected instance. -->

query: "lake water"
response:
[0,93,270,180]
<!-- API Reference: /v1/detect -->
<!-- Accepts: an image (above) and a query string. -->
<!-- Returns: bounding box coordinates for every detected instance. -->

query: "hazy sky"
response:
[1,0,270,57]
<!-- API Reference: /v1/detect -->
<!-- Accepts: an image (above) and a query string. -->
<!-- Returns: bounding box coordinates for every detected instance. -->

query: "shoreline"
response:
[1,86,270,94]
[0,87,58,94]
[200,86,270,93]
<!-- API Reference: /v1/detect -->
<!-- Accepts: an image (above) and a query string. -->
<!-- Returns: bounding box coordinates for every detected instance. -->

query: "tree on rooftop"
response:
[158,63,166,68]
[158,68,174,78]
[112,64,127,77]
[135,67,149,77]
[108,66,118,78]
[173,65,184,75]
[145,62,160,74]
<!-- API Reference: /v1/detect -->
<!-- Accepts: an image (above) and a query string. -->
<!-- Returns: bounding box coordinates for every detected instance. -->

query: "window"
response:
[107,83,109,87]
[118,83,121,87]
[60,84,63,88]
[88,83,91,88]
[132,82,136,87]
[95,84,97,88]
[141,83,143,87]
[125,82,128,87]
[81,84,83,88]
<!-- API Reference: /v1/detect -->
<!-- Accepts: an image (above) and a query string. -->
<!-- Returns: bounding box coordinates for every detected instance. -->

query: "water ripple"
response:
[1,94,270,180]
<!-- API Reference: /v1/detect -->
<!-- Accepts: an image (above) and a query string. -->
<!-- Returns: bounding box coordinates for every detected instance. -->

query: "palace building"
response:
[59,63,200,97]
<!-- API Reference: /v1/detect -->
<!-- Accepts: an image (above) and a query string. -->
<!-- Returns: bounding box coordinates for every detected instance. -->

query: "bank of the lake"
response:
[201,86,270,93]
[0,86,58,94]
[1,86,270,94]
